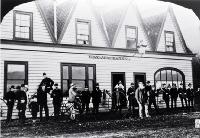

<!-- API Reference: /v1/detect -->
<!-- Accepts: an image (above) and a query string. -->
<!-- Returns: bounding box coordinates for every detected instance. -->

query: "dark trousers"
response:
[93,102,100,114]
[180,97,187,107]
[128,96,135,113]
[188,98,194,108]
[53,103,61,118]
[164,98,170,109]
[148,98,158,111]
[82,102,90,113]
[6,104,14,122]
[18,109,26,123]
[31,110,38,120]
[171,97,177,108]
[39,104,49,120]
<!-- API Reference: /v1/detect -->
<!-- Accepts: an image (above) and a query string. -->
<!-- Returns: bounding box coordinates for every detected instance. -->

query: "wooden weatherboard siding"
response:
[0,2,52,43]
[0,43,193,119]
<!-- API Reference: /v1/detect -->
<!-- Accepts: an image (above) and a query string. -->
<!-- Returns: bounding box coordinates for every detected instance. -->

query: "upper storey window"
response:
[126,26,138,49]
[76,19,91,45]
[13,10,33,40]
[165,31,175,52]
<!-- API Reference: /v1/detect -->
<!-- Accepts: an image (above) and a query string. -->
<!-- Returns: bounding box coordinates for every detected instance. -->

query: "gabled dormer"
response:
[143,6,192,54]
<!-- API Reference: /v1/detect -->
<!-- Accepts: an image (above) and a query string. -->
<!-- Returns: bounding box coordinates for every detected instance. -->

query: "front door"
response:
[134,73,146,89]
[111,72,126,92]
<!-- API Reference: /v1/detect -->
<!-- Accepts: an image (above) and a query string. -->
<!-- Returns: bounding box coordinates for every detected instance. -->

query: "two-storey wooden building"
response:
[0,0,195,119]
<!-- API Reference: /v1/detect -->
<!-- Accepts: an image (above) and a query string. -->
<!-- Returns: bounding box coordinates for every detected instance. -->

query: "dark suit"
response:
[37,87,49,120]
[16,90,27,123]
[170,87,178,108]
[162,88,170,109]
[127,87,136,112]
[4,90,15,122]
[51,88,63,118]
[81,90,91,113]
[178,88,187,107]
[92,88,102,114]
[187,88,194,108]
[40,77,54,93]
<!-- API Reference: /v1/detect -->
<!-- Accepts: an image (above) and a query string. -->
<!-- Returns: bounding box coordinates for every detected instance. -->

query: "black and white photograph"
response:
[1,0,200,137]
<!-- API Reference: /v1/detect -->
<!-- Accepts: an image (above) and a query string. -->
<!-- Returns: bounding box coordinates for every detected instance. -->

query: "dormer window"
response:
[126,26,138,49]
[165,31,175,52]
[76,19,91,45]
[13,11,33,40]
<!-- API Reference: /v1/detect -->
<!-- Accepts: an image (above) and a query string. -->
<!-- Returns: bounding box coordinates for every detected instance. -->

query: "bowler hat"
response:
[131,82,134,85]
[54,83,58,86]
[188,83,192,86]
[16,86,21,89]
[146,81,150,84]
[10,85,15,89]
[21,84,25,87]
[43,72,46,76]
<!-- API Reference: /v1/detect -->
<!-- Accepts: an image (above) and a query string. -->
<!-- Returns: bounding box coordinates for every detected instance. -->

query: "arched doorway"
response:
[154,67,185,89]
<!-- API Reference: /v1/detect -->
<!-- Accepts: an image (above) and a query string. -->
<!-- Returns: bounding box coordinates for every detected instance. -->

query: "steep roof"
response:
[36,0,77,42]
[143,13,166,51]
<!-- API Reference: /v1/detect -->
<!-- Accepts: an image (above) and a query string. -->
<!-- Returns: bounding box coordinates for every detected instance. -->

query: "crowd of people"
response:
[3,72,200,124]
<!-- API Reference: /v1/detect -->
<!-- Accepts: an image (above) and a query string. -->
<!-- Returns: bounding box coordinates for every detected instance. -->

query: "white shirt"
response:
[68,87,77,102]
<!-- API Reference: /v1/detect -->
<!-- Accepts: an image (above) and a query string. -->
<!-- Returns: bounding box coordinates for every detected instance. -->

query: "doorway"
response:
[134,72,146,89]
[111,72,126,92]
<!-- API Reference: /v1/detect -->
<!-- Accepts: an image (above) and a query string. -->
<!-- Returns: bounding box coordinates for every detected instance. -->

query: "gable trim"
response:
[155,10,168,51]
[57,0,78,43]
[35,1,56,43]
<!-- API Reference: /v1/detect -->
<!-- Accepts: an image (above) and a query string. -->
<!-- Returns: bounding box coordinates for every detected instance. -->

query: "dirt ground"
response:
[1,110,200,137]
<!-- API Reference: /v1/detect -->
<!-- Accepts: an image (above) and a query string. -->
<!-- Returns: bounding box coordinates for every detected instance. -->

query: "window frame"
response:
[61,63,96,96]
[13,10,33,41]
[154,67,185,89]
[75,18,92,46]
[4,61,28,95]
[125,25,138,49]
[164,31,176,52]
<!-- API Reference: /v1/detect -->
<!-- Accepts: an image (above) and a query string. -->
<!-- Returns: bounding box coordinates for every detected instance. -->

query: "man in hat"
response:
[161,83,170,109]
[187,83,194,110]
[178,83,187,108]
[92,83,102,114]
[40,72,54,94]
[81,86,91,114]
[37,84,49,121]
[51,83,63,119]
[127,82,136,114]
[4,85,16,123]
[135,82,150,119]
[170,83,178,109]
[148,85,158,112]
[16,85,27,124]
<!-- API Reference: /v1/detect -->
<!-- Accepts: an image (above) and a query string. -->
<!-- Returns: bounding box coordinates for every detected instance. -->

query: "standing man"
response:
[127,83,135,114]
[178,83,187,108]
[16,85,27,124]
[145,81,152,95]
[51,83,63,119]
[4,85,16,123]
[161,83,170,109]
[135,82,150,119]
[148,85,158,112]
[187,83,194,110]
[92,83,102,114]
[37,84,49,121]
[40,72,54,94]
[170,83,178,109]
[81,87,91,114]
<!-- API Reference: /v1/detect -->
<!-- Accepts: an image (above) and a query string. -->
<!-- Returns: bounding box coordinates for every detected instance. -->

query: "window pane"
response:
[63,66,69,79]
[127,39,136,49]
[72,66,85,79]
[155,71,161,81]
[89,80,93,91]
[166,70,172,81]
[127,28,136,39]
[72,80,85,91]
[172,71,177,82]
[177,72,182,81]
[7,80,24,92]
[7,64,25,79]
[161,70,166,81]
[155,81,162,89]
[62,80,68,93]
[88,67,94,79]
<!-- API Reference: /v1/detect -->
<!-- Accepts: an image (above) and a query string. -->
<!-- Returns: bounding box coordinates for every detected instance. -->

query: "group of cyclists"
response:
[3,72,200,124]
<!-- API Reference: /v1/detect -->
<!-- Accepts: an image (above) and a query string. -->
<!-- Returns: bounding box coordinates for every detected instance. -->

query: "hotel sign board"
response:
[89,55,130,61]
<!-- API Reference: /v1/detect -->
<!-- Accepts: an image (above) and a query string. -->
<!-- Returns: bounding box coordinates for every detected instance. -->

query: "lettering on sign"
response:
[89,55,130,61]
